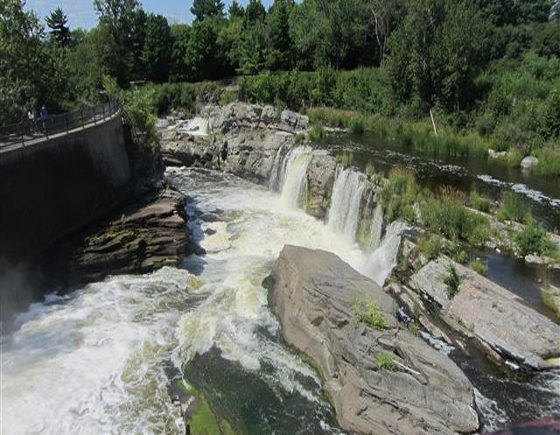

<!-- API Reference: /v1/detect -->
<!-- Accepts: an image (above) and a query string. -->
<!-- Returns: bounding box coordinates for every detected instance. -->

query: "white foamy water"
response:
[327,167,366,241]
[478,174,560,208]
[366,221,408,285]
[369,204,384,249]
[278,146,313,208]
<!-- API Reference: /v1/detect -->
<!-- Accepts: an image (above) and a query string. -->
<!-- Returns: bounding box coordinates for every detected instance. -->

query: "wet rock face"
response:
[158,103,309,185]
[271,245,480,435]
[306,152,337,219]
[67,187,199,283]
[409,258,560,370]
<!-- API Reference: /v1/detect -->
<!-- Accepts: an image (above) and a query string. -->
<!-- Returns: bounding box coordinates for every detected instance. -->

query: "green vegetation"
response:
[351,299,387,330]
[377,351,398,372]
[499,148,525,168]
[470,259,488,276]
[307,124,326,142]
[453,249,469,265]
[514,218,557,257]
[379,167,419,223]
[444,264,461,298]
[497,192,530,223]
[415,235,443,261]
[189,392,222,435]
[421,190,491,247]
[469,190,492,213]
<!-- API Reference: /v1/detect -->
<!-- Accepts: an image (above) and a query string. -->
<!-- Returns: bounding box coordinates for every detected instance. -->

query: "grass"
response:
[452,249,469,264]
[469,190,491,213]
[498,148,525,168]
[470,259,488,276]
[496,192,530,223]
[308,107,492,158]
[415,234,443,261]
[377,351,398,371]
[351,299,387,330]
[189,393,222,435]
[531,148,560,176]
[444,264,461,298]
[379,167,419,223]
[308,124,326,142]
[515,218,557,257]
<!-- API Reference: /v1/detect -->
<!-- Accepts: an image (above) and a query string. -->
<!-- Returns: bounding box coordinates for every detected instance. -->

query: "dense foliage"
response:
[1,0,559,164]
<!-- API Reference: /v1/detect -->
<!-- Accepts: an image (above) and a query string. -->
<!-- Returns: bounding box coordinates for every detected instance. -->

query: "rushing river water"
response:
[1,146,559,433]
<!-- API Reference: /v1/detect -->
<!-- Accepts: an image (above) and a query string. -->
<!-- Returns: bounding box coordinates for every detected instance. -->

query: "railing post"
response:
[20,123,24,146]
[65,113,69,133]
[102,103,106,120]
[81,109,85,128]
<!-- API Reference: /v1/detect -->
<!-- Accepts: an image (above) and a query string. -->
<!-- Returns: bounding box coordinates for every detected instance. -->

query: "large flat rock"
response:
[271,245,479,435]
[410,258,560,370]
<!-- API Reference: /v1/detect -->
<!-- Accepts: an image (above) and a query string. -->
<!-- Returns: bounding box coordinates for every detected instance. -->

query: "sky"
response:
[25,0,275,30]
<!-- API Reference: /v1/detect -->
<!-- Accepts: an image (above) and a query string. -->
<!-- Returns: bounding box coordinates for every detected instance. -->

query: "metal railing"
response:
[0,101,120,149]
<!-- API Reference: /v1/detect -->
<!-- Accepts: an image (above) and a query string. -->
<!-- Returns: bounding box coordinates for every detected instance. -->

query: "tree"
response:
[228,1,244,19]
[190,0,225,22]
[265,0,293,70]
[0,0,54,123]
[93,0,142,85]
[386,0,489,112]
[142,14,173,82]
[46,7,71,47]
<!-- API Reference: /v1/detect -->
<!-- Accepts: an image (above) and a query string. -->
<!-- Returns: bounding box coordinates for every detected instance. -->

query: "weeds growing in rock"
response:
[444,264,461,298]
[470,259,488,276]
[308,125,326,142]
[515,218,556,257]
[469,190,491,213]
[541,287,559,318]
[351,299,386,330]
[379,167,419,223]
[497,192,530,223]
[415,235,443,261]
[377,351,398,371]
[452,249,469,264]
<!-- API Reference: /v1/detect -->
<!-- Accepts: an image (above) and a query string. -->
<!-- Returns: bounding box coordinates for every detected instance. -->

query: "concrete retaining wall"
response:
[0,115,131,259]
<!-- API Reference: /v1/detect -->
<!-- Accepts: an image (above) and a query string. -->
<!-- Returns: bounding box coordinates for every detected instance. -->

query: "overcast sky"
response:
[25,0,275,30]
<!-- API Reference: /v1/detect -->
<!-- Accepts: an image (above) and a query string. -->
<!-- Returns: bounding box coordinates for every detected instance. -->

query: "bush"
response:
[444,264,461,298]
[377,351,398,371]
[453,249,469,264]
[469,190,491,212]
[351,299,386,330]
[499,148,525,168]
[531,148,560,176]
[496,192,530,223]
[515,218,556,257]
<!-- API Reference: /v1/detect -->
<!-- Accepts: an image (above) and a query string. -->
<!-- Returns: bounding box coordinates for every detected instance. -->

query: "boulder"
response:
[521,156,539,170]
[271,245,479,435]
[409,258,560,370]
[488,149,507,159]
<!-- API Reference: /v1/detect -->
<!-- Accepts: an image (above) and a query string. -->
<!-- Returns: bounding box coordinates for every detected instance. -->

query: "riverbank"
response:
[158,101,560,431]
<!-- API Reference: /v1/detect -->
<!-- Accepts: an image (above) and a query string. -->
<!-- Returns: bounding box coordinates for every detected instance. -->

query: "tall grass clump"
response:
[515,218,557,257]
[496,192,530,223]
[415,234,443,261]
[421,187,490,246]
[308,124,326,142]
[498,148,525,167]
[469,190,491,212]
[379,167,419,223]
[531,148,560,176]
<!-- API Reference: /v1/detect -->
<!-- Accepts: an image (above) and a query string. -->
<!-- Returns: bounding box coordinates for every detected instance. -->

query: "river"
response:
[1,145,559,433]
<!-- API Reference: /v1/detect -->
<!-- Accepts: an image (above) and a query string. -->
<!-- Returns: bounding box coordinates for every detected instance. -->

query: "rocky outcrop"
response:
[271,245,479,435]
[305,151,337,219]
[409,258,560,370]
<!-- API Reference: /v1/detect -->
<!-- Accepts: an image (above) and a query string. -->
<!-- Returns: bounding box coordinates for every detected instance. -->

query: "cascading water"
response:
[278,146,313,208]
[365,220,408,285]
[268,145,285,191]
[369,204,384,250]
[327,167,366,241]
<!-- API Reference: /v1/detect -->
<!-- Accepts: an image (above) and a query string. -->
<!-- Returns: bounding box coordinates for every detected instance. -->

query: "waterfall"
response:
[279,146,313,208]
[269,145,285,191]
[327,168,366,241]
[367,221,408,286]
[370,204,384,249]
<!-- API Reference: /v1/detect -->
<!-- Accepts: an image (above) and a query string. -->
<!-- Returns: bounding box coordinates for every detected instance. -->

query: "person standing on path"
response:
[27,108,35,132]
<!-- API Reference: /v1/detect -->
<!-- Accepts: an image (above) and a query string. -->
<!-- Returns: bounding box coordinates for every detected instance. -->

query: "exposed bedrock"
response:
[408,258,560,370]
[270,245,480,435]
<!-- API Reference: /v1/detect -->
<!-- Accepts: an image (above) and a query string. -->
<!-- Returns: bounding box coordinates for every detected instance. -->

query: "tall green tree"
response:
[265,0,293,70]
[46,7,71,47]
[93,0,143,85]
[142,14,173,82]
[228,1,245,19]
[190,0,225,21]
[386,0,489,112]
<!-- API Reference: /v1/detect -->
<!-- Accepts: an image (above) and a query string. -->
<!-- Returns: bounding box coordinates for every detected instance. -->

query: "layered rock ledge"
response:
[408,258,560,370]
[270,245,479,435]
